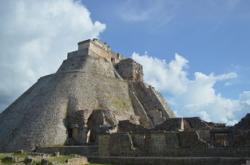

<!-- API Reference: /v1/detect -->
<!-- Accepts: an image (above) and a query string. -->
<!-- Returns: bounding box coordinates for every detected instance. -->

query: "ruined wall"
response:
[129,82,175,126]
[77,39,121,63]
[98,131,208,157]
[57,55,116,78]
[98,131,250,157]
[89,157,248,165]
[115,59,143,81]
[232,130,250,147]
[234,113,250,130]
[0,39,176,151]
[154,117,212,132]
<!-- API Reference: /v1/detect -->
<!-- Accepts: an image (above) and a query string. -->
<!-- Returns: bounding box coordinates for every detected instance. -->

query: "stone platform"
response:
[88,156,250,165]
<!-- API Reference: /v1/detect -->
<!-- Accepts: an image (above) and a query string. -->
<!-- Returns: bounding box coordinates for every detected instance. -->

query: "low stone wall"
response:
[98,132,250,157]
[88,156,249,165]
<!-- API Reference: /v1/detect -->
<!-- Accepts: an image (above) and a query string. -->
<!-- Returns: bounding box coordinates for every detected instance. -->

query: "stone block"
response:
[98,134,110,156]
[109,133,136,156]
[115,58,143,81]
[66,157,88,165]
[165,132,179,149]
[178,131,207,149]
[132,134,146,149]
[149,133,166,155]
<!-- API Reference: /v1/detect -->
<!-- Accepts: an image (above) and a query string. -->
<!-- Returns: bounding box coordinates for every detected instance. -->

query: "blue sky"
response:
[80,0,250,124]
[0,0,249,124]
[81,0,250,98]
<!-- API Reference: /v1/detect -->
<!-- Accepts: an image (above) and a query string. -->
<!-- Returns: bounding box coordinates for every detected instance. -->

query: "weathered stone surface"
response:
[154,118,190,131]
[0,39,175,151]
[233,130,250,147]
[129,81,175,126]
[98,134,110,156]
[234,113,250,130]
[88,156,249,165]
[178,131,208,149]
[154,117,225,132]
[165,132,179,149]
[66,157,88,165]
[0,56,135,151]
[109,133,136,156]
[148,133,167,155]
[115,58,143,81]
[87,109,118,143]
[184,117,212,130]
[118,120,148,133]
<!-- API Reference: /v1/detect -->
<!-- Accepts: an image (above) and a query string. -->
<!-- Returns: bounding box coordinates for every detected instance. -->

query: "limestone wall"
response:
[0,39,176,152]
[129,82,174,126]
[115,58,144,81]
[89,156,248,165]
[57,55,116,78]
[0,57,136,151]
[98,131,207,157]
[98,131,250,157]
[77,39,121,63]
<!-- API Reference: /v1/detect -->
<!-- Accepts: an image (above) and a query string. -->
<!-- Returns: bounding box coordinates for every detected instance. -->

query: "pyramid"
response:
[0,39,175,151]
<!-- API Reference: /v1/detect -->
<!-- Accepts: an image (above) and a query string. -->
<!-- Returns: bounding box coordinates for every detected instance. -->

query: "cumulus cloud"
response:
[132,53,188,94]
[132,52,248,125]
[0,0,105,111]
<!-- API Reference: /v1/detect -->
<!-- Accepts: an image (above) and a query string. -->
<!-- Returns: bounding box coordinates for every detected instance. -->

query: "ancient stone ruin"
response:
[0,39,174,151]
[0,39,249,164]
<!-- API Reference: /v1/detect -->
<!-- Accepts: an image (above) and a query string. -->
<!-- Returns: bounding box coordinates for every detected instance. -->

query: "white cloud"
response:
[0,0,106,111]
[132,52,248,125]
[132,53,188,94]
[119,0,176,24]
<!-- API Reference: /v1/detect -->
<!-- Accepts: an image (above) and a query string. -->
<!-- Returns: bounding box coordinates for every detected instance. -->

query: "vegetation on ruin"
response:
[0,152,83,165]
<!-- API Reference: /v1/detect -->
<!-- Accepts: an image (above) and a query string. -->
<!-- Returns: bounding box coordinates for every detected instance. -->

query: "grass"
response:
[0,153,6,159]
[47,154,75,163]
[0,152,85,165]
[0,153,113,165]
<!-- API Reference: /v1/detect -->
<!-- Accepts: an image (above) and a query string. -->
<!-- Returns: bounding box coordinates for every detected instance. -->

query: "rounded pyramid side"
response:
[0,55,136,151]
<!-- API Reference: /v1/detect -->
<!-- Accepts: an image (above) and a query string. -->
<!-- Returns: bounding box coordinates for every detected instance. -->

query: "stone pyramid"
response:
[0,39,175,151]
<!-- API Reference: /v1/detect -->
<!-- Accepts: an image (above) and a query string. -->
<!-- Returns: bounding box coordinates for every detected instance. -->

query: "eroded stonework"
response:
[0,39,175,151]
[1,39,249,162]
